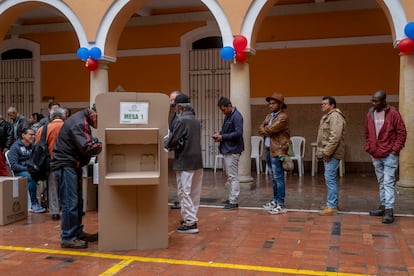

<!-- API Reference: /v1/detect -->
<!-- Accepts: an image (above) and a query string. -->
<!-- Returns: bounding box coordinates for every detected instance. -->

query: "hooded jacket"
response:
[316,108,346,160]
[364,105,406,158]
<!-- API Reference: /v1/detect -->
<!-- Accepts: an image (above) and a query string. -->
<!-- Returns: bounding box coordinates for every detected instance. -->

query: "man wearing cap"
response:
[258,92,290,214]
[316,96,346,216]
[213,97,244,210]
[165,94,203,234]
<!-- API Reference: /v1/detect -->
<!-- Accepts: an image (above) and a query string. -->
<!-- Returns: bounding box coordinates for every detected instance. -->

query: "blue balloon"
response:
[220,46,235,61]
[405,22,414,39]
[77,47,90,60]
[90,47,102,59]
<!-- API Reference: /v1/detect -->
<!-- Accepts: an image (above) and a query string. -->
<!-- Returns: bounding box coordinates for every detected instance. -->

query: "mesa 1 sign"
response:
[119,102,149,124]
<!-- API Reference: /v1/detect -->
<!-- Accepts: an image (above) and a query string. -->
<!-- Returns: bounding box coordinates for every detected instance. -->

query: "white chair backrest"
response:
[290,136,305,158]
[251,136,263,157]
[4,150,15,177]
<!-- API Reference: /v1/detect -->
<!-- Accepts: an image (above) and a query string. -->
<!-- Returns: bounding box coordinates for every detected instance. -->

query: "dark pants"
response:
[54,166,83,243]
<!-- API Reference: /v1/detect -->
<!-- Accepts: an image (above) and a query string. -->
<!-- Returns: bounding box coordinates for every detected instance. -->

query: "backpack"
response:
[27,124,50,181]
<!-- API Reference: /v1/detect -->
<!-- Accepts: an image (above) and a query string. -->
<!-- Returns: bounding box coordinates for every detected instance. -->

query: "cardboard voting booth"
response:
[0,177,28,225]
[96,92,169,251]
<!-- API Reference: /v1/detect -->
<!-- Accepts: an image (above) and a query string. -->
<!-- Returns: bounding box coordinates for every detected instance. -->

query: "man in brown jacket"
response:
[258,92,290,215]
[316,96,346,216]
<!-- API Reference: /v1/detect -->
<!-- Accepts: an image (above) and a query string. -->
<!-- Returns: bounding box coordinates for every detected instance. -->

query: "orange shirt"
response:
[35,119,64,157]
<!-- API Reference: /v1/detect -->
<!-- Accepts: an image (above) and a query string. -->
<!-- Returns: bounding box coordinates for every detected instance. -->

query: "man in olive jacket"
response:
[316,96,346,216]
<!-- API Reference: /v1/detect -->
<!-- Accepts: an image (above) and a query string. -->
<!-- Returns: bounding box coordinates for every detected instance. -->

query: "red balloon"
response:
[233,35,247,52]
[235,51,247,63]
[85,58,98,71]
[397,38,414,54]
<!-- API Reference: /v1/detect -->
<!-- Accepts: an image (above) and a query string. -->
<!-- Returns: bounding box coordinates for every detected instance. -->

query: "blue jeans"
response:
[270,156,285,208]
[15,171,38,205]
[323,157,340,208]
[54,167,84,243]
[265,149,272,176]
[372,154,398,209]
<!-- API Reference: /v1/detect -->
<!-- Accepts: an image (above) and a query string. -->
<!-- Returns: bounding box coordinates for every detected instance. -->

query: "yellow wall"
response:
[250,44,399,97]
[15,6,398,102]
[41,60,90,102]
[109,55,180,92]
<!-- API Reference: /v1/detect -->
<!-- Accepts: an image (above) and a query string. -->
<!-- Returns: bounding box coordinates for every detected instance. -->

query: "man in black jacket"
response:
[0,115,13,176]
[51,105,102,249]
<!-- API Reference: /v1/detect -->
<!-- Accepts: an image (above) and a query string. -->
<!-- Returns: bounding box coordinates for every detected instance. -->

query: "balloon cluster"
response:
[220,35,248,63]
[76,47,102,71]
[397,22,414,55]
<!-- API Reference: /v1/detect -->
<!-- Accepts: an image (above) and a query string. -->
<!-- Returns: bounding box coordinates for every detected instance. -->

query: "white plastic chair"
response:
[4,150,14,177]
[213,153,224,173]
[251,136,264,174]
[290,136,306,176]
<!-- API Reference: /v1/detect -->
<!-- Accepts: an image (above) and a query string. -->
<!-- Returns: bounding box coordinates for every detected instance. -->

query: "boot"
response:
[382,209,394,224]
[369,205,385,216]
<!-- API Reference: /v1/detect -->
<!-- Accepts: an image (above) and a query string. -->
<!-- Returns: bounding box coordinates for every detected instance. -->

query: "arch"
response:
[180,21,221,93]
[0,0,88,46]
[0,37,41,112]
[378,0,407,43]
[201,0,233,46]
[94,0,130,61]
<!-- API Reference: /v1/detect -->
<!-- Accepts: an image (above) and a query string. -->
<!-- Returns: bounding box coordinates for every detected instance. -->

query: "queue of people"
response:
[0,89,406,249]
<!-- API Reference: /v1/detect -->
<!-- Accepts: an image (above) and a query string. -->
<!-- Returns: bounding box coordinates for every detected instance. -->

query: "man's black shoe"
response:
[51,214,60,221]
[369,205,385,216]
[171,201,181,209]
[382,209,394,224]
[61,239,88,249]
[78,232,98,242]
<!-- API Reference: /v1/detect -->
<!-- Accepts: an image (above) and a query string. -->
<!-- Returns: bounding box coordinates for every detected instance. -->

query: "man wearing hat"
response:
[258,92,291,215]
[165,94,203,233]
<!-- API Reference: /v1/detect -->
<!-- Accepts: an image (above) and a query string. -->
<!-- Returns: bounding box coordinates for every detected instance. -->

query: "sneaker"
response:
[61,239,88,249]
[268,205,287,215]
[30,203,46,213]
[176,223,199,234]
[263,201,277,211]
[319,207,338,216]
[223,203,238,210]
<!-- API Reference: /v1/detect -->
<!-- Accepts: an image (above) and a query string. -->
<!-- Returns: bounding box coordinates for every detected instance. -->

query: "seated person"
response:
[7,127,45,213]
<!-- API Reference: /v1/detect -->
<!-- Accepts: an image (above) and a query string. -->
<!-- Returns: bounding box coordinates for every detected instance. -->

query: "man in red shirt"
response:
[365,90,407,224]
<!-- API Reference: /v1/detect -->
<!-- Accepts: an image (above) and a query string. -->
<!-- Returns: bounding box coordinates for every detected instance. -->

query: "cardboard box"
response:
[0,177,28,225]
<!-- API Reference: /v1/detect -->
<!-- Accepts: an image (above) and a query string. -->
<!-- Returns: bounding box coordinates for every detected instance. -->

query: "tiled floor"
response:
[1,170,414,275]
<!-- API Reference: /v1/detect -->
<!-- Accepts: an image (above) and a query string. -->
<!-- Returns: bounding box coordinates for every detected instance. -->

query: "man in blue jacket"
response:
[213,97,244,210]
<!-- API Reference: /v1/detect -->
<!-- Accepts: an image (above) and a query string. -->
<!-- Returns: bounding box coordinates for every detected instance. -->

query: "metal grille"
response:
[0,58,34,119]
[189,49,230,168]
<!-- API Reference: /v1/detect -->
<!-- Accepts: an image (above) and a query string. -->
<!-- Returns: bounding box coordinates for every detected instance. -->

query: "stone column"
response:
[230,62,254,190]
[397,54,414,193]
[90,60,109,139]
[90,60,109,106]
